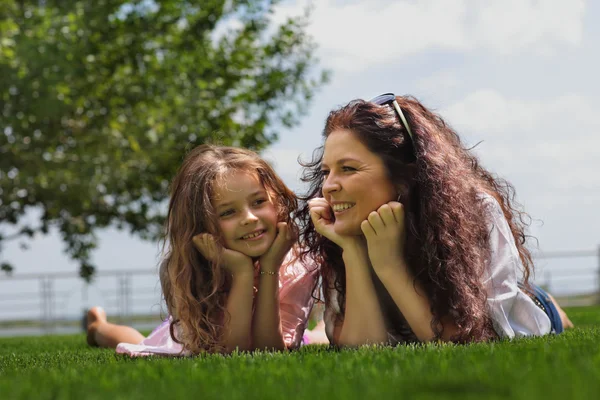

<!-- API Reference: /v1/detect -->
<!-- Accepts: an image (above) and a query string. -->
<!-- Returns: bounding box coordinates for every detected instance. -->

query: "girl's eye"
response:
[219,209,234,217]
[253,198,267,206]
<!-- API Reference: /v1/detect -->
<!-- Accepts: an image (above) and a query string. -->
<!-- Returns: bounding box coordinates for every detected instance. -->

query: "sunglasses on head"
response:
[369,93,414,142]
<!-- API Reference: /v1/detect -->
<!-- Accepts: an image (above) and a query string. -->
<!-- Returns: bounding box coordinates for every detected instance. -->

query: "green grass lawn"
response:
[1,306,599,400]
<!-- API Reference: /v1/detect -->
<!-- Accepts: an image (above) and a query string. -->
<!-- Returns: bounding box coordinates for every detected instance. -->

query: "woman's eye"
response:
[320,170,330,177]
[342,166,356,172]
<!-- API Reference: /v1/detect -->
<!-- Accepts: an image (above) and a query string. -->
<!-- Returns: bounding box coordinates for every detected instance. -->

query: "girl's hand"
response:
[192,233,254,278]
[360,202,408,273]
[259,222,295,273]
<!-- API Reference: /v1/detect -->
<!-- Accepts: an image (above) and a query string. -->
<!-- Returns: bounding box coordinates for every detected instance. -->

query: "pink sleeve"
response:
[277,255,319,349]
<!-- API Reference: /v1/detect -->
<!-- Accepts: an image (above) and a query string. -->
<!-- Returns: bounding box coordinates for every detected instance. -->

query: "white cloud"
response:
[442,89,597,140]
[272,0,586,72]
[472,0,585,54]
[440,90,600,194]
[261,148,311,191]
[273,0,469,72]
[415,70,461,97]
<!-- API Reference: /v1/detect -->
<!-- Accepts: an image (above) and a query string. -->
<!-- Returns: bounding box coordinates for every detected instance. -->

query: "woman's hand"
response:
[360,201,408,273]
[192,233,254,277]
[308,197,352,248]
[259,222,295,273]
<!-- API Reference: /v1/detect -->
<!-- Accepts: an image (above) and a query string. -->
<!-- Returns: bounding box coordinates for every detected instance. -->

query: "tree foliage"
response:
[0,0,328,280]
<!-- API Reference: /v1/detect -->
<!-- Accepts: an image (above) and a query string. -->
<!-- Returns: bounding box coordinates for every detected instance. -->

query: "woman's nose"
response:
[322,173,341,196]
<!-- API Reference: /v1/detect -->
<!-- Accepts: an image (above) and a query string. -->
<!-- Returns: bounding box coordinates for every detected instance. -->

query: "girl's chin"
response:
[237,236,277,258]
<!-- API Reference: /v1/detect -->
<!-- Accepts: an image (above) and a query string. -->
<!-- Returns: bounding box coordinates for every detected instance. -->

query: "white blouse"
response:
[323,194,551,343]
[481,194,551,338]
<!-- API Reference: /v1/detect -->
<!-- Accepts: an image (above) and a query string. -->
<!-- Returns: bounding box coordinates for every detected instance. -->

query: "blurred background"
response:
[1,0,598,337]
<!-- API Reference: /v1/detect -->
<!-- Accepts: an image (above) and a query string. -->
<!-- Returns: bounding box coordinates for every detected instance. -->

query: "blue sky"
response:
[3,0,599,297]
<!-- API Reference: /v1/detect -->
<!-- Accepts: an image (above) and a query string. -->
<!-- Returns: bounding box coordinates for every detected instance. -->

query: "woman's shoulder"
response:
[476,191,505,220]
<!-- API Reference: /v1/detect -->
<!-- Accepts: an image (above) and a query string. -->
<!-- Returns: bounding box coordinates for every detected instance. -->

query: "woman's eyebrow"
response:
[322,157,361,167]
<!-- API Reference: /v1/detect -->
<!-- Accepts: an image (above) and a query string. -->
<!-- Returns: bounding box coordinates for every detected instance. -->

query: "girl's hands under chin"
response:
[258,222,295,273]
[360,201,408,274]
[192,233,254,278]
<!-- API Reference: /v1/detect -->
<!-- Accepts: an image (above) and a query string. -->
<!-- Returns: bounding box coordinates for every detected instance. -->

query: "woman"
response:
[297,93,573,347]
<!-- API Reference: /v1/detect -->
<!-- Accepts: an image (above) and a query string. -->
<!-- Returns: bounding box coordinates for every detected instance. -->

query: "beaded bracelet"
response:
[259,270,278,276]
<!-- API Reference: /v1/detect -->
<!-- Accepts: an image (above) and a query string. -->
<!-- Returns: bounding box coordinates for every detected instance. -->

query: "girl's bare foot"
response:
[304,320,330,345]
[86,306,107,346]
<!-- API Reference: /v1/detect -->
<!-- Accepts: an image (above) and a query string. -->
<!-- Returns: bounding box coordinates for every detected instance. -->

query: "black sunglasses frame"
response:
[369,93,414,141]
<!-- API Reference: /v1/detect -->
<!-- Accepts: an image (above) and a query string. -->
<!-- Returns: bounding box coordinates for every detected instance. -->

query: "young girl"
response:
[298,93,573,347]
[86,145,320,355]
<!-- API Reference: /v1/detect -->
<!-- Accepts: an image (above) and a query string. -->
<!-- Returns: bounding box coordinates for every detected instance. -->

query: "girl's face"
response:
[212,171,279,258]
[321,129,397,236]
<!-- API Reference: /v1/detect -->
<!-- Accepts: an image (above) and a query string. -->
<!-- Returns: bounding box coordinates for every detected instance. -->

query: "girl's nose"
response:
[241,208,259,225]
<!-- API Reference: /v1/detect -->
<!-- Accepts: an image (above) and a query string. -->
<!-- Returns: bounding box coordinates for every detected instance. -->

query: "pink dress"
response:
[116,251,318,356]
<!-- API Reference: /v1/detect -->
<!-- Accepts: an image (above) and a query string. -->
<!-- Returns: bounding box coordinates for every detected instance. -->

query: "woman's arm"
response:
[363,203,458,342]
[335,240,389,347]
[375,264,458,341]
[308,197,388,347]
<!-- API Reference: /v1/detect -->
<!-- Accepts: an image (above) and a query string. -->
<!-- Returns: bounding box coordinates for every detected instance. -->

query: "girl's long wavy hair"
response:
[297,96,535,343]
[160,144,297,354]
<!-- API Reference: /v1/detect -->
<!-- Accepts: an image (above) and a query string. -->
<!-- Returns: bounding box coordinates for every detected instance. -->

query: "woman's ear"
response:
[395,182,411,202]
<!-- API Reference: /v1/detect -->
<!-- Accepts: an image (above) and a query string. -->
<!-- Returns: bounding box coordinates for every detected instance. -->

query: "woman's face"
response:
[321,129,397,236]
[212,171,279,257]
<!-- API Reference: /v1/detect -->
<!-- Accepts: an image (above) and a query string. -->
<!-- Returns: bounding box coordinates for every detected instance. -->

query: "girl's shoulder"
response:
[279,246,319,281]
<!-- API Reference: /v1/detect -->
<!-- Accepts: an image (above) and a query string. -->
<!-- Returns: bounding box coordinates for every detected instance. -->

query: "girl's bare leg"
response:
[86,306,146,349]
[548,294,574,329]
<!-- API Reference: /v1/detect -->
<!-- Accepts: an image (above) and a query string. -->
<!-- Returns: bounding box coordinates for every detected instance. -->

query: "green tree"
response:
[0,0,328,280]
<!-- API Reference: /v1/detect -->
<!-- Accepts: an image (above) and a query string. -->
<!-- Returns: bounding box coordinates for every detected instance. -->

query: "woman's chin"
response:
[334,222,363,237]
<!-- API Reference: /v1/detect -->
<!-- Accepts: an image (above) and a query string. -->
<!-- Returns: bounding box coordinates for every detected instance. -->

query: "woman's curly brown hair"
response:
[160,144,297,354]
[296,96,535,343]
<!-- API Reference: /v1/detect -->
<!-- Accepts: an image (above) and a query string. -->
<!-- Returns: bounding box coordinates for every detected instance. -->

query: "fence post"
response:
[597,244,600,305]
[39,276,47,333]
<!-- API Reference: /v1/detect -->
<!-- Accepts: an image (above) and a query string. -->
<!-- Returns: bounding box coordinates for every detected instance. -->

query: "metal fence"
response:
[533,247,600,297]
[0,269,163,336]
[1,246,599,336]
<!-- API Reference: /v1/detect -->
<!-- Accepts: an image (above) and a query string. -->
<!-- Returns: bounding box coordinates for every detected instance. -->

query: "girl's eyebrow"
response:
[215,190,266,208]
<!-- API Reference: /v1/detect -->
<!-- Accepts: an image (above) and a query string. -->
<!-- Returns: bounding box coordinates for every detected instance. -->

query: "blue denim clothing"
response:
[518,283,563,334]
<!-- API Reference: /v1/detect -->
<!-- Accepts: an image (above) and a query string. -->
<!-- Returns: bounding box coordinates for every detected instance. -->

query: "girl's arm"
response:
[192,234,255,352]
[223,270,255,352]
[252,272,285,350]
[252,222,294,351]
